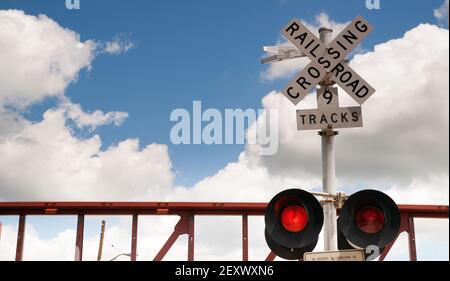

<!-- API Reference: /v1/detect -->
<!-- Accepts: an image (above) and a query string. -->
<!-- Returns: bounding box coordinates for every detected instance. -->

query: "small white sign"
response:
[297,106,363,131]
[303,249,365,261]
[317,87,339,109]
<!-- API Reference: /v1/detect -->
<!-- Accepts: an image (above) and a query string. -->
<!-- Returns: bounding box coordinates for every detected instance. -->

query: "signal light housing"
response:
[337,189,400,259]
[264,189,323,260]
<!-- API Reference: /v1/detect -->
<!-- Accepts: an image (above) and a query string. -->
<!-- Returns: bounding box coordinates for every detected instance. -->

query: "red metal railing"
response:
[0,202,448,261]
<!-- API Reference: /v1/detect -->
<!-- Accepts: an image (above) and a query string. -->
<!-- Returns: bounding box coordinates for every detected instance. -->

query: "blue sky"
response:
[0,0,448,260]
[0,0,446,187]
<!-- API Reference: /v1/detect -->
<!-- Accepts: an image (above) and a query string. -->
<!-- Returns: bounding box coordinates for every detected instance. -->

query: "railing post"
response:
[131,214,138,261]
[75,214,85,261]
[15,215,26,261]
[408,216,417,261]
[187,215,195,261]
[242,215,248,261]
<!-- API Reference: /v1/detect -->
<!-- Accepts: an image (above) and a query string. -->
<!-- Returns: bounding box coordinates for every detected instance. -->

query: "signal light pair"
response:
[264,188,400,260]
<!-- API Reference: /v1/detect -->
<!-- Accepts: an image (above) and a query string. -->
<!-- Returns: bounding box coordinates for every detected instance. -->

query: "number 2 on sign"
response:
[366,245,380,261]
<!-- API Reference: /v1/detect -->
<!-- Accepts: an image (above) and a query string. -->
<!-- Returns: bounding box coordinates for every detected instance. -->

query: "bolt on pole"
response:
[318,26,338,252]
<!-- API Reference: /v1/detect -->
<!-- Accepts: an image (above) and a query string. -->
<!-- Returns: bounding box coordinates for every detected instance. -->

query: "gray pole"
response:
[318,27,338,251]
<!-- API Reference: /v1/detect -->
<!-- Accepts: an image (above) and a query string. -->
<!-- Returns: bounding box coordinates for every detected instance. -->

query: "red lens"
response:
[355,206,385,234]
[280,205,308,232]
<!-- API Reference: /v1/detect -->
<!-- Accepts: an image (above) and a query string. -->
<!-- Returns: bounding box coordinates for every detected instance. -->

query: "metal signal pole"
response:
[318,27,338,251]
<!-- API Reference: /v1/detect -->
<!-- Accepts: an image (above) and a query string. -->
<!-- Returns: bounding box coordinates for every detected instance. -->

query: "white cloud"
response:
[62,100,129,130]
[303,12,350,36]
[171,153,320,202]
[101,37,134,55]
[0,109,173,201]
[0,10,96,109]
[0,10,135,110]
[434,0,449,26]
[105,41,133,54]
[385,174,449,205]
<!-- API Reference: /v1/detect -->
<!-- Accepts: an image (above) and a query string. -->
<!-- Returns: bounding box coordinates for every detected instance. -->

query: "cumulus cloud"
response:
[62,100,129,130]
[0,10,135,110]
[0,10,96,109]
[0,109,172,201]
[434,0,449,27]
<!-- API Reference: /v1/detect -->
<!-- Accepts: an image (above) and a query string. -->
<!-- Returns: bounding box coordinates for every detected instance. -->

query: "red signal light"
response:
[280,205,308,232]
[355,206,385,234]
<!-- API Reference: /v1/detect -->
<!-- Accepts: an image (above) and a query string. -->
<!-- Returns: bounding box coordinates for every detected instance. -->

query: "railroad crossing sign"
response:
[275,16,375,131]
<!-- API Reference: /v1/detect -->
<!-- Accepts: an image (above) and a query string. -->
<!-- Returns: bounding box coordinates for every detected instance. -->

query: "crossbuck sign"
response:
[281,16,376,130]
